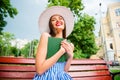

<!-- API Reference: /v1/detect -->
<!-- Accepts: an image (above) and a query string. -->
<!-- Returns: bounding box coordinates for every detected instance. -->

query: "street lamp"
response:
[99,3,108,61]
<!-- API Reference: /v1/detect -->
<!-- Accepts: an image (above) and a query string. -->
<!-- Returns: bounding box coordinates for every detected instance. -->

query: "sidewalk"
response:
[110,66,120,71]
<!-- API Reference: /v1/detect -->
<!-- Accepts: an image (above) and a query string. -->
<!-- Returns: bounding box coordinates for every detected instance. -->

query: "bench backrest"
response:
[0,57,112,80]
[69,59,112,80]
[0,57,35,79]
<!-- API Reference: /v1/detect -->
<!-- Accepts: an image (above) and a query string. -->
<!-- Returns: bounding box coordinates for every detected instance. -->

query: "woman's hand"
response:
[61,39,74,58]
[59,44,66,55]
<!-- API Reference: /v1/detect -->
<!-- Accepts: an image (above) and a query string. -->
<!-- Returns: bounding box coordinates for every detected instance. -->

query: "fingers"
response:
[61,40,74,50]
[61,40,74,58]
[61,39,74,53]
[61,40,69,46]
[70,43,74,50]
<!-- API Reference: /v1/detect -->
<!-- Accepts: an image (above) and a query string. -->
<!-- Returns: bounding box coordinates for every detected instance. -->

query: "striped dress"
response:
[33,37,72,80]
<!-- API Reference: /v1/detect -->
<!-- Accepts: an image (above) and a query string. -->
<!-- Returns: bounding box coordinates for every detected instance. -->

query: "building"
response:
[99,2,120,62]
[11,39,30,49]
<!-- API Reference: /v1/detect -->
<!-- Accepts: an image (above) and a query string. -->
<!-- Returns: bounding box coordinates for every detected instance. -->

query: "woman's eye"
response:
[51,19,56,21]
[59,17,63,20]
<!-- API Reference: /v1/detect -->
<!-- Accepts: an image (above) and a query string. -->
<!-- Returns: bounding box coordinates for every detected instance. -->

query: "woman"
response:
[33,6,74,80]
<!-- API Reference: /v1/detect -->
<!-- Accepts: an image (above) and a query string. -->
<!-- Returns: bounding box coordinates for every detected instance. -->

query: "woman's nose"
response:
[56,19,60,22]
[56,17,61,21]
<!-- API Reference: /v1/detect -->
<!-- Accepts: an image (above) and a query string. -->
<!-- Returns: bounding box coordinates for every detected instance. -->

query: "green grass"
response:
[110,69,120,80]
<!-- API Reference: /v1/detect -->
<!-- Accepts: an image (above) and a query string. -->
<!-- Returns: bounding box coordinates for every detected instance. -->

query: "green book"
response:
[46,37,68,62]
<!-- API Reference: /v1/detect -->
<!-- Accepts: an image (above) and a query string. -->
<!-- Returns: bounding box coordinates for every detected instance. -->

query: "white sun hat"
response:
[38,6,74,37]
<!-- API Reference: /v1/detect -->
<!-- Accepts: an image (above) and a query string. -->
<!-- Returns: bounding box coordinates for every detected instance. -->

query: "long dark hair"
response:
[49,15,66,38]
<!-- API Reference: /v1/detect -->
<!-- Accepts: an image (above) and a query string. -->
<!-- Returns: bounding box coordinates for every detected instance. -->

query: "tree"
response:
[47,0,99,58]
[0,0,18,34]
[21,39,38,58]
[0,32,15,56]
[21,43,30,58]
[68,14,99,58]
[11,46,20,57]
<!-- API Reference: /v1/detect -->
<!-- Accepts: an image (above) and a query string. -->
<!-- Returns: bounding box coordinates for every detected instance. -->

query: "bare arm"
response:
[61,40,74,72]
[35,32,65,75]
[64,56,73,72]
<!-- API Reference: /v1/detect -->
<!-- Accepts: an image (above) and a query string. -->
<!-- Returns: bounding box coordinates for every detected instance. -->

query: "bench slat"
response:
[0,72,35,79]
[73,76,112,80]
[71,59,106,65]
[0,57,107,65]
[0,65,35,71]
[0,57,35,64]
[0,65,108,72]
[1,71,111,79]
[69,65,108,71]
[69,71,110,77]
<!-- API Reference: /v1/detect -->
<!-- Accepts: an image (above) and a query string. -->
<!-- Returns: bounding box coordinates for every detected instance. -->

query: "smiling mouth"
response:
[56,21,62,26]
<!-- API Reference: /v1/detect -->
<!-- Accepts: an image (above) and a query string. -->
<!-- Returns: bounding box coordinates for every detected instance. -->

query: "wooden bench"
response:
[0,57,116,80]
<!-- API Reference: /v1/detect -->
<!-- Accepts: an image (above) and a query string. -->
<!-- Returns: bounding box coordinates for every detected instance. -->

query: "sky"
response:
[4,0,120,40]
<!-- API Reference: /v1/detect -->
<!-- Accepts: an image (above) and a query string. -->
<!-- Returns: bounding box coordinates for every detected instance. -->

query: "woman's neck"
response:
[55,31,63,38]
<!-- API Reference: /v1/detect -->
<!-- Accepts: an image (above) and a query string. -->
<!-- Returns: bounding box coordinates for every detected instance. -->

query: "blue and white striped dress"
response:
[33,62,72,80]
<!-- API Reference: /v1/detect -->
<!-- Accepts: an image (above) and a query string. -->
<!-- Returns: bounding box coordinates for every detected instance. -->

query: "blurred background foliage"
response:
[0,0,18,34]
[0,0,98,58]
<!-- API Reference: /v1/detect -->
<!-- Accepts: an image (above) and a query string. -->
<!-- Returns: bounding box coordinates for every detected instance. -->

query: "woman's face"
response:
[50,14,65,31]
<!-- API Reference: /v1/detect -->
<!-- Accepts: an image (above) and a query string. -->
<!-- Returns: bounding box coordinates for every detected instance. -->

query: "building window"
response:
[116,22,120,29]
[110,43,113,49]
[115,8,120,16]
[117,22,120,27]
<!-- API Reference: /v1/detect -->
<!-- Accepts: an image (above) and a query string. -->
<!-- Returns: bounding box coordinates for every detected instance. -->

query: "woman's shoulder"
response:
[39,32,51,42]
[41,32,51,38]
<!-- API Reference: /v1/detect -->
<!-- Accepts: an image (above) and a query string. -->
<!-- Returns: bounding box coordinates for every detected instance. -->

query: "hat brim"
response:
[38,6,74,37]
